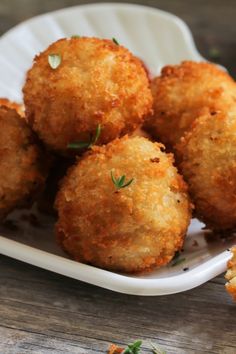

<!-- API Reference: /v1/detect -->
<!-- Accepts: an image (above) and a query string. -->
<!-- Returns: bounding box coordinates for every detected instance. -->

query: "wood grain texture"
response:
[0,256,236,354]
[0,1,236,353]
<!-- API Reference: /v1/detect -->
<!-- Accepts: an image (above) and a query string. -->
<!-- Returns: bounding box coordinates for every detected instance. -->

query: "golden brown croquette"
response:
[23,37,153,155]
[0,106,49,219]
[55,136,192,273]
[144,61,236,148]
[177,108,236,230]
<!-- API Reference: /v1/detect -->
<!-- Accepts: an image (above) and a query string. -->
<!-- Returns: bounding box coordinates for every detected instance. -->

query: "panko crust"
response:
[225,247,236,301]
[0,98,25,117]
[55,136,192,273]
[144,61,236,148]
[177,108,236,230]
[0,106,49,219]
[23,37,153,154]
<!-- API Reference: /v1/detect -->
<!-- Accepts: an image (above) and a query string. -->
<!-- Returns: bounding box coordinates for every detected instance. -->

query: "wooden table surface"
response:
[0,1,236,353]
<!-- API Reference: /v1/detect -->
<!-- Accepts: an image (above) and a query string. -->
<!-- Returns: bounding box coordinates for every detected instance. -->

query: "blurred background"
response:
[0,0,235,76]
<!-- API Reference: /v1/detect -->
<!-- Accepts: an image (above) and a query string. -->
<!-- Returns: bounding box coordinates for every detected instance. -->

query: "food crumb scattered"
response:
[108,344,124,354]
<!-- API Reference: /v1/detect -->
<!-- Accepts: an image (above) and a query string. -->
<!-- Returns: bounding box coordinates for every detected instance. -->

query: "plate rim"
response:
[0,235,231,296]
[0,2,204,62]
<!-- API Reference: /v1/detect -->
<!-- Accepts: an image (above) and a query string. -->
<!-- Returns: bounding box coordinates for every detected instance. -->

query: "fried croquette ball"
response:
[144,61,236,148]
[55,136,192,273]
[225,247,236,301]
[177,108,236,230]
[0,106,49,219]
[0,98,25,117]
[23,37,153,154]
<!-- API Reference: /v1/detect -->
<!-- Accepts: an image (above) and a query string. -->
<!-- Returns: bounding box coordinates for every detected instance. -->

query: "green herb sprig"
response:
[112,37,119,45]
[71,35,80,38]
[111,170,134,190]
[67,124,101,150]
[48,54,61,69]
[108,340,167,354]
[123,340,142,354]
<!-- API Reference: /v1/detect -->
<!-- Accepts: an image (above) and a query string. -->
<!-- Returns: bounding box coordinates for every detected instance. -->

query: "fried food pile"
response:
[1,36,236,277]
[145,60,236,231]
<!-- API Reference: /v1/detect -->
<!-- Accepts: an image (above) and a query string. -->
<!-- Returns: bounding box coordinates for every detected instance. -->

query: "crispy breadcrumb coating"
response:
[177,108,236,230]
[225,247,236,301]
[0,106,49,219]
[144,61,236,148]
[23,37,153,155]
[0,98,24,117]
[55,136,191,273]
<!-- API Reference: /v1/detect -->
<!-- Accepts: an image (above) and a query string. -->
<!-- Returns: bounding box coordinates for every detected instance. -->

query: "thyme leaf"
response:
[123,340,142,354]
[67,124,101,150]
[48,54,61,69]
[111,170,134,190]
[112,37,119,45]
[89,123,101,147]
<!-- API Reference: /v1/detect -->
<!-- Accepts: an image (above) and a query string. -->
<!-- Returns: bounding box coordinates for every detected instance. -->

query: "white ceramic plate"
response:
[0,3,235,295]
